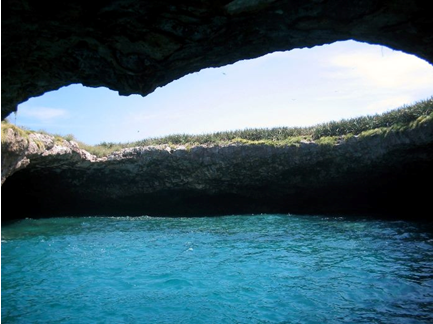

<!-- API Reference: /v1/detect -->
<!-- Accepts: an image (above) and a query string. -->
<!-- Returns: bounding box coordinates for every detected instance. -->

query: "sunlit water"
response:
[2,215,433,324]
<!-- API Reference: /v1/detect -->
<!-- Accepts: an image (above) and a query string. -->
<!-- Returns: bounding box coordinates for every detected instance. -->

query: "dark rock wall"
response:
[3,145,433,220]
[2,119,433,220]
[2,0,433,117]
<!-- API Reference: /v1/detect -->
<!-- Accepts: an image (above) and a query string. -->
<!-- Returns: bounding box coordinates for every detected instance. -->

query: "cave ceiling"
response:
[2,0,432,119]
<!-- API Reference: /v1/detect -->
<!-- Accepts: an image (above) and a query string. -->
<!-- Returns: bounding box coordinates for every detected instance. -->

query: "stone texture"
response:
[2,119,433,220]
[1,128,97,184]
[2,0,433,118]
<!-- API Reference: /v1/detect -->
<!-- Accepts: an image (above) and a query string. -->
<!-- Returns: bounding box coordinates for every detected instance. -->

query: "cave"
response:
[2,0,433,220]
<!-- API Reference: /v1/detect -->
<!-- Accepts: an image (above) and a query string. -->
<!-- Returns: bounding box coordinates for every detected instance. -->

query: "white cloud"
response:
[328,49,433,90]
[18,106,69,122]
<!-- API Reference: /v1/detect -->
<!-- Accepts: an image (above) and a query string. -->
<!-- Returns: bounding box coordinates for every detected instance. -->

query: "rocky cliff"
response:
[2,118,433,221]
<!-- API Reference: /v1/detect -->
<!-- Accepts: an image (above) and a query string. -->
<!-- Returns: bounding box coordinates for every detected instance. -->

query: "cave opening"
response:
[2,40,433,221]
[12,40,433,146]
[3,3,433,323]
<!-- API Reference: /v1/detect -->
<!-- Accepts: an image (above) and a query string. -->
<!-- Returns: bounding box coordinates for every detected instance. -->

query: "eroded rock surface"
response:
[2,120,433,220]
[1,128,97,185]
[2,0,433,117]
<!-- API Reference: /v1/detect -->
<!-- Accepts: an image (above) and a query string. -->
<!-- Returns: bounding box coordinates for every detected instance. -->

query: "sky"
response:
[14,40,433,145]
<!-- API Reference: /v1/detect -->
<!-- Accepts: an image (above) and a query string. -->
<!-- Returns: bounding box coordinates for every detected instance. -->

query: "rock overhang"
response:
[2,0,433,118]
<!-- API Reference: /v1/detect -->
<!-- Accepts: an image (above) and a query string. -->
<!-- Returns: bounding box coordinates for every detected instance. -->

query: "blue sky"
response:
[15,40,433,145]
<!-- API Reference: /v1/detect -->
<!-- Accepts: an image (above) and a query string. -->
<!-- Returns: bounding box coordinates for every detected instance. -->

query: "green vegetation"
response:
[358,127,389,138]
[1,97,432,157]
[90,97,431,155]
[311,98,433,139]
[78,142,125,157]
[315,136,340,146]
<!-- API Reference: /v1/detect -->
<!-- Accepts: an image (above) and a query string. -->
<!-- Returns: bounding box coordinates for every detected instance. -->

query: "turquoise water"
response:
[2,215,433,324]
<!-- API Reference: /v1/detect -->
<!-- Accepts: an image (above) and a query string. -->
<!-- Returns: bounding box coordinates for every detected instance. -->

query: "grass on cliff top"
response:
[2,97,432,157]
[1,121,32,143]
[89,96,433,155]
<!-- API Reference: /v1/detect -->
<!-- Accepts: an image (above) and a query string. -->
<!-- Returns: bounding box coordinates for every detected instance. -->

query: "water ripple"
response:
[2,215,433,323]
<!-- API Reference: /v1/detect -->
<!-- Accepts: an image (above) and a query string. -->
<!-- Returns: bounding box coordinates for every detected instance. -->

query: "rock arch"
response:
[2,0,433,118]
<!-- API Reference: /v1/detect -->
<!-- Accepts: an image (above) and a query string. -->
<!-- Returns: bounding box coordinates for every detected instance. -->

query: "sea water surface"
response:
[2,214,433,323]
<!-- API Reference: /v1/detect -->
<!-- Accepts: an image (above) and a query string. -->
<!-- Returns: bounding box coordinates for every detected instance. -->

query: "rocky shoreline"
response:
[2,119,433,221]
